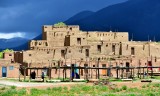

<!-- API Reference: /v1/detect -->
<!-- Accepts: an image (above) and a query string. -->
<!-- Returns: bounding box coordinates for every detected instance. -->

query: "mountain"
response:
[0,34,42,51]
[11,34,42,51]
[0,38,28,51]
[65,0,160,41]
[65,11,94,24]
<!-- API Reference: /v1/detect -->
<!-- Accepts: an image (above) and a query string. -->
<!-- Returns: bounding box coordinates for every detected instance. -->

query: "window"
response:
[61,50,65,58]
[47,51,50,54]
[85,49,89,57]
[9,66,14,70]
[29,54,32,56]
[70,27,72,31]
[93,65,95,67]
[97,45,101,53]
[131,47,135,55]
[112,45,115,55]
[9,54,12,56]
[126,62,130,72]
[77,38,81,45]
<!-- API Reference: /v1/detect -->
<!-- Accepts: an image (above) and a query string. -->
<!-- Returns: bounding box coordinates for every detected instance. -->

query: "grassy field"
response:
[0,82,160,96]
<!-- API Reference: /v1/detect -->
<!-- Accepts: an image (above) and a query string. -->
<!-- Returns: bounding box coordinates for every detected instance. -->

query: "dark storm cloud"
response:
[0,0,127,39]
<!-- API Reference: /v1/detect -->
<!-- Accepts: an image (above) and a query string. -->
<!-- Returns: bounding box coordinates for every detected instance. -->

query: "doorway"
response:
[126,62,130,72]
[2,67,7,77]
[102,64,107,76]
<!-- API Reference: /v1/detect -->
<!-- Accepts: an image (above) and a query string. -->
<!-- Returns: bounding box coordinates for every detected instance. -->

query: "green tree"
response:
[54,22,66,27]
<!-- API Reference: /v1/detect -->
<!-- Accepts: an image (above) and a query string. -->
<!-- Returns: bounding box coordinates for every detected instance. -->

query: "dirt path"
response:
[0,80,85,88]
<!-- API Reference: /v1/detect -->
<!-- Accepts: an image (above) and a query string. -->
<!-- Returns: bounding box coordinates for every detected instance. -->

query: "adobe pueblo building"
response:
[14,25,160,79]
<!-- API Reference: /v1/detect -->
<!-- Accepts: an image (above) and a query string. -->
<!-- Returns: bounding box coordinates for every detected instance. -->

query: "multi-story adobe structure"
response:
[14,25,160,78]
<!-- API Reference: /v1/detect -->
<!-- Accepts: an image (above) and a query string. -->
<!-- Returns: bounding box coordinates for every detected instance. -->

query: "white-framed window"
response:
[9,66,14,70]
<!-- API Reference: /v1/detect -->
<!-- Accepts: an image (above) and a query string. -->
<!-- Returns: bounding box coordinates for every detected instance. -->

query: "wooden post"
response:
[122,68,124,79]
[116,67,118,79]
[91,61,93,79]
[151,69,153,78]
[140,67,141,79]
[19,65,21,81]
[133,68,134,79]
[143,67,144,79]
[37,69,38,78]
[30,69,31,80]
[24,68,26,81]
[131,68,132,79]
[97,58,100,79]
[70,66,72,82]
[49,68,51,80]
[63,68,64,81]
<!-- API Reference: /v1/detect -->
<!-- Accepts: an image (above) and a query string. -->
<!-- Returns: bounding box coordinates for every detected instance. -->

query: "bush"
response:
[121,85,127,90]
[153,83,160,87]
[142,85,146,88]
[147,92,156,96]
[10,86,16,89]
[1,87,6,90]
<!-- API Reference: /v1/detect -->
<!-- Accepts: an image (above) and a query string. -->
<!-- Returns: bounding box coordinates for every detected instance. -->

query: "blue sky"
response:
[0,0,127,39]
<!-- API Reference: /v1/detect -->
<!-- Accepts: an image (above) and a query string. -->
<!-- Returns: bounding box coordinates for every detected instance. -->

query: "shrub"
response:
[1,87,5,90]
[121,85,127,90]
[10,86,16,89]
[153,83,160,87]
[142,85,146,88]
[147,92,156,96]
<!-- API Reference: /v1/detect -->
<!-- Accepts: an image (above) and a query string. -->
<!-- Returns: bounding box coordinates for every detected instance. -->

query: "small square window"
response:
[9,54,12,56]
[93,65,95,67]
[29,54,32,56]
[9,66,14,70]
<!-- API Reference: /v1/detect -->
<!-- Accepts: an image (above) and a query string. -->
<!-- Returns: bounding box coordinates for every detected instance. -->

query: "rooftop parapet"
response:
[43,25,80,32]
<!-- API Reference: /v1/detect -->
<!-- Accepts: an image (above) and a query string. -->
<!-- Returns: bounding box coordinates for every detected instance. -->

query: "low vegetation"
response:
[0,49,13,58]
[1,83,160,96]
[54,22,66,27]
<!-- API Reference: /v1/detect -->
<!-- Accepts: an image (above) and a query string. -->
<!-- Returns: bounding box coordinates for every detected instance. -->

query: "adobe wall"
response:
[0,62,19,78]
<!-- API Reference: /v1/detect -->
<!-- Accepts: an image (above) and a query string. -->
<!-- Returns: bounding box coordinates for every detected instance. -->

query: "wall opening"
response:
[77,38,81,45]
[131,47,135,55]
[102,64,106,76]
[119,42,122,55]
[126,62,130,72]
[85,49,89,57]
[112,45,115,55]
[61,50,65,58]
[97,45,101,53]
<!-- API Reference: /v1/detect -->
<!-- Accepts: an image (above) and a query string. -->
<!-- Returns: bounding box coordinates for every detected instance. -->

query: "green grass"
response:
[1,83,160,96]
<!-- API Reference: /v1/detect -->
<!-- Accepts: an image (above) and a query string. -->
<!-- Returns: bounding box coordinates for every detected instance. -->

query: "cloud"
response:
[0,32,25,39]
[0,0,128,39]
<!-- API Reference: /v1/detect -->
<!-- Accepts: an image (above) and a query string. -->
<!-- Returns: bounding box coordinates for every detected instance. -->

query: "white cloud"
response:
[0,32,25,39]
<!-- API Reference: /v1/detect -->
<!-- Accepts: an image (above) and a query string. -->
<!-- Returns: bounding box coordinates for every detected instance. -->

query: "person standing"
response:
[41,71,45,82]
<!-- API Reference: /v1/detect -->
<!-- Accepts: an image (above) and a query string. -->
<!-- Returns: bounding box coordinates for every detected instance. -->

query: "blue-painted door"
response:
[2,67,7,77]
